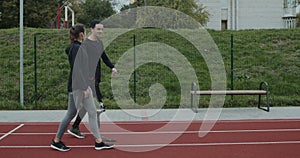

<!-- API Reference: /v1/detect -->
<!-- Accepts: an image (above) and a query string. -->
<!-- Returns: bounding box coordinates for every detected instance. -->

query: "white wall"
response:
[237,0,284,30]
[198,0,287,30]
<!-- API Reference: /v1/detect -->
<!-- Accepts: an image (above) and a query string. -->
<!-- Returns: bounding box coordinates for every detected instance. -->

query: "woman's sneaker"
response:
[50,140,70,151]
[68,126,85,139]
[95,142,115,150]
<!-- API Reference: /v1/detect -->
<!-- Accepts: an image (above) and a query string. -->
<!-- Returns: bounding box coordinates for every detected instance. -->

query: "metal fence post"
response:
[34,33,38,108]
[133,33,136,106]
[230,34,234,103]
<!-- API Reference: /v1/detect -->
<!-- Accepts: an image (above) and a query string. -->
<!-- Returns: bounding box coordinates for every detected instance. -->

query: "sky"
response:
[112,0,130,11]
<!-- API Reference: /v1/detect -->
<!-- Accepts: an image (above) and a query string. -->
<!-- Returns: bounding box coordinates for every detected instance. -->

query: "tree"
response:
[0,0,19,28]
[0,0,57,28]
[77,0,116,26]
[120,0,209,25]
[24,0,57,28]
[0,1,2,23]
[0,0,117,28]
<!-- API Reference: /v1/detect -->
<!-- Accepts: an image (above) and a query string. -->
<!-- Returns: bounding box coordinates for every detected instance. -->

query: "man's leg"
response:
[95,83,102,102]
[68,107,86,138]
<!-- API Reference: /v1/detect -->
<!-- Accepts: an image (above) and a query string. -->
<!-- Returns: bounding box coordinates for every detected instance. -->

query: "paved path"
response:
[0,107,299,122]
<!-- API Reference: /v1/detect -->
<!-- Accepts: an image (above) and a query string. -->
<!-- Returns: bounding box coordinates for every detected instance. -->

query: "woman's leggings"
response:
[55,88,100,139]
[56,93,77,139]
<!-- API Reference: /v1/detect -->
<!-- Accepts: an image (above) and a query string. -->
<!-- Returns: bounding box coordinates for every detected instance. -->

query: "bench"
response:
[190,82,270,113]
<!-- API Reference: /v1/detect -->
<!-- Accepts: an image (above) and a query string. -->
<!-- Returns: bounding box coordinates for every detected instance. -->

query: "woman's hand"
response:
[83,88,90,99]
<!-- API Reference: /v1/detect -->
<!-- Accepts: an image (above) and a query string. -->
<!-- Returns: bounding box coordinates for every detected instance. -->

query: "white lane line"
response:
[0,124,24,141]
[1,140,300,149]
[117,141,300,147]
[94,119,300,125]
[2,128,300,135]
[100,128,300,134]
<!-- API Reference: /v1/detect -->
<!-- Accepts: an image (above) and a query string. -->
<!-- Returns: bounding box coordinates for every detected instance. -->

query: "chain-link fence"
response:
[1,28,299,110]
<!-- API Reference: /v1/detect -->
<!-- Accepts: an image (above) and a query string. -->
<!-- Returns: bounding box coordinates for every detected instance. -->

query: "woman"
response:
[50,23,86,152]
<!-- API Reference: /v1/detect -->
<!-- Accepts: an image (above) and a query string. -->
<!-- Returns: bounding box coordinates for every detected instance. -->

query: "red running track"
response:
[0,119,300,158]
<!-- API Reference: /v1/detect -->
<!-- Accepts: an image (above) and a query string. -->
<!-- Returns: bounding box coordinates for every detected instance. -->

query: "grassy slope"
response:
[0,28,299,110]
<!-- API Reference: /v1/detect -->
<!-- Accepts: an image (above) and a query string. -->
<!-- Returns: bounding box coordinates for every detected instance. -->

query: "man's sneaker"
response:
[50,140,70,152]
[97,102,106,115]
[99,102,105,109]
[68,126,85,139]
[95,142,115,150]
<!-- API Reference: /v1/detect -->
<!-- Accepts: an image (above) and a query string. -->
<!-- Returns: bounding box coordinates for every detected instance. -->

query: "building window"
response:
[284,0,297,8]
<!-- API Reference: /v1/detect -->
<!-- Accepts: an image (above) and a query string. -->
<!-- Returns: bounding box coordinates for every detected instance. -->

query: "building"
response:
[198,0,298,30]
[120,0,298,30]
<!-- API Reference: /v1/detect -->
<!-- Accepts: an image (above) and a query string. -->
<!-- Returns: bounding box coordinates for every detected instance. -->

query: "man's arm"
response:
[101,51,114,69]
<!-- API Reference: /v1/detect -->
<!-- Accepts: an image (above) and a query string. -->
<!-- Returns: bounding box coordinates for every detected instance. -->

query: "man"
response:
[67,20,117,141]
[68,51,117,139]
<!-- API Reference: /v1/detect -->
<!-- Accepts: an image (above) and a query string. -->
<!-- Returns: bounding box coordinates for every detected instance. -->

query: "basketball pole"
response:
[64,5,68,28]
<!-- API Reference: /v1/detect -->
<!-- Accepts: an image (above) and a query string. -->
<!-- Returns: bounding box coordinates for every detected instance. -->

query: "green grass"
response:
[0,28,299,110]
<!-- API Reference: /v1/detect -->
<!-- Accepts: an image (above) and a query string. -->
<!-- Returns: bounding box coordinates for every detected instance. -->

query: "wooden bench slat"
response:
[191,82,270,112]
[191,90,267,95]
